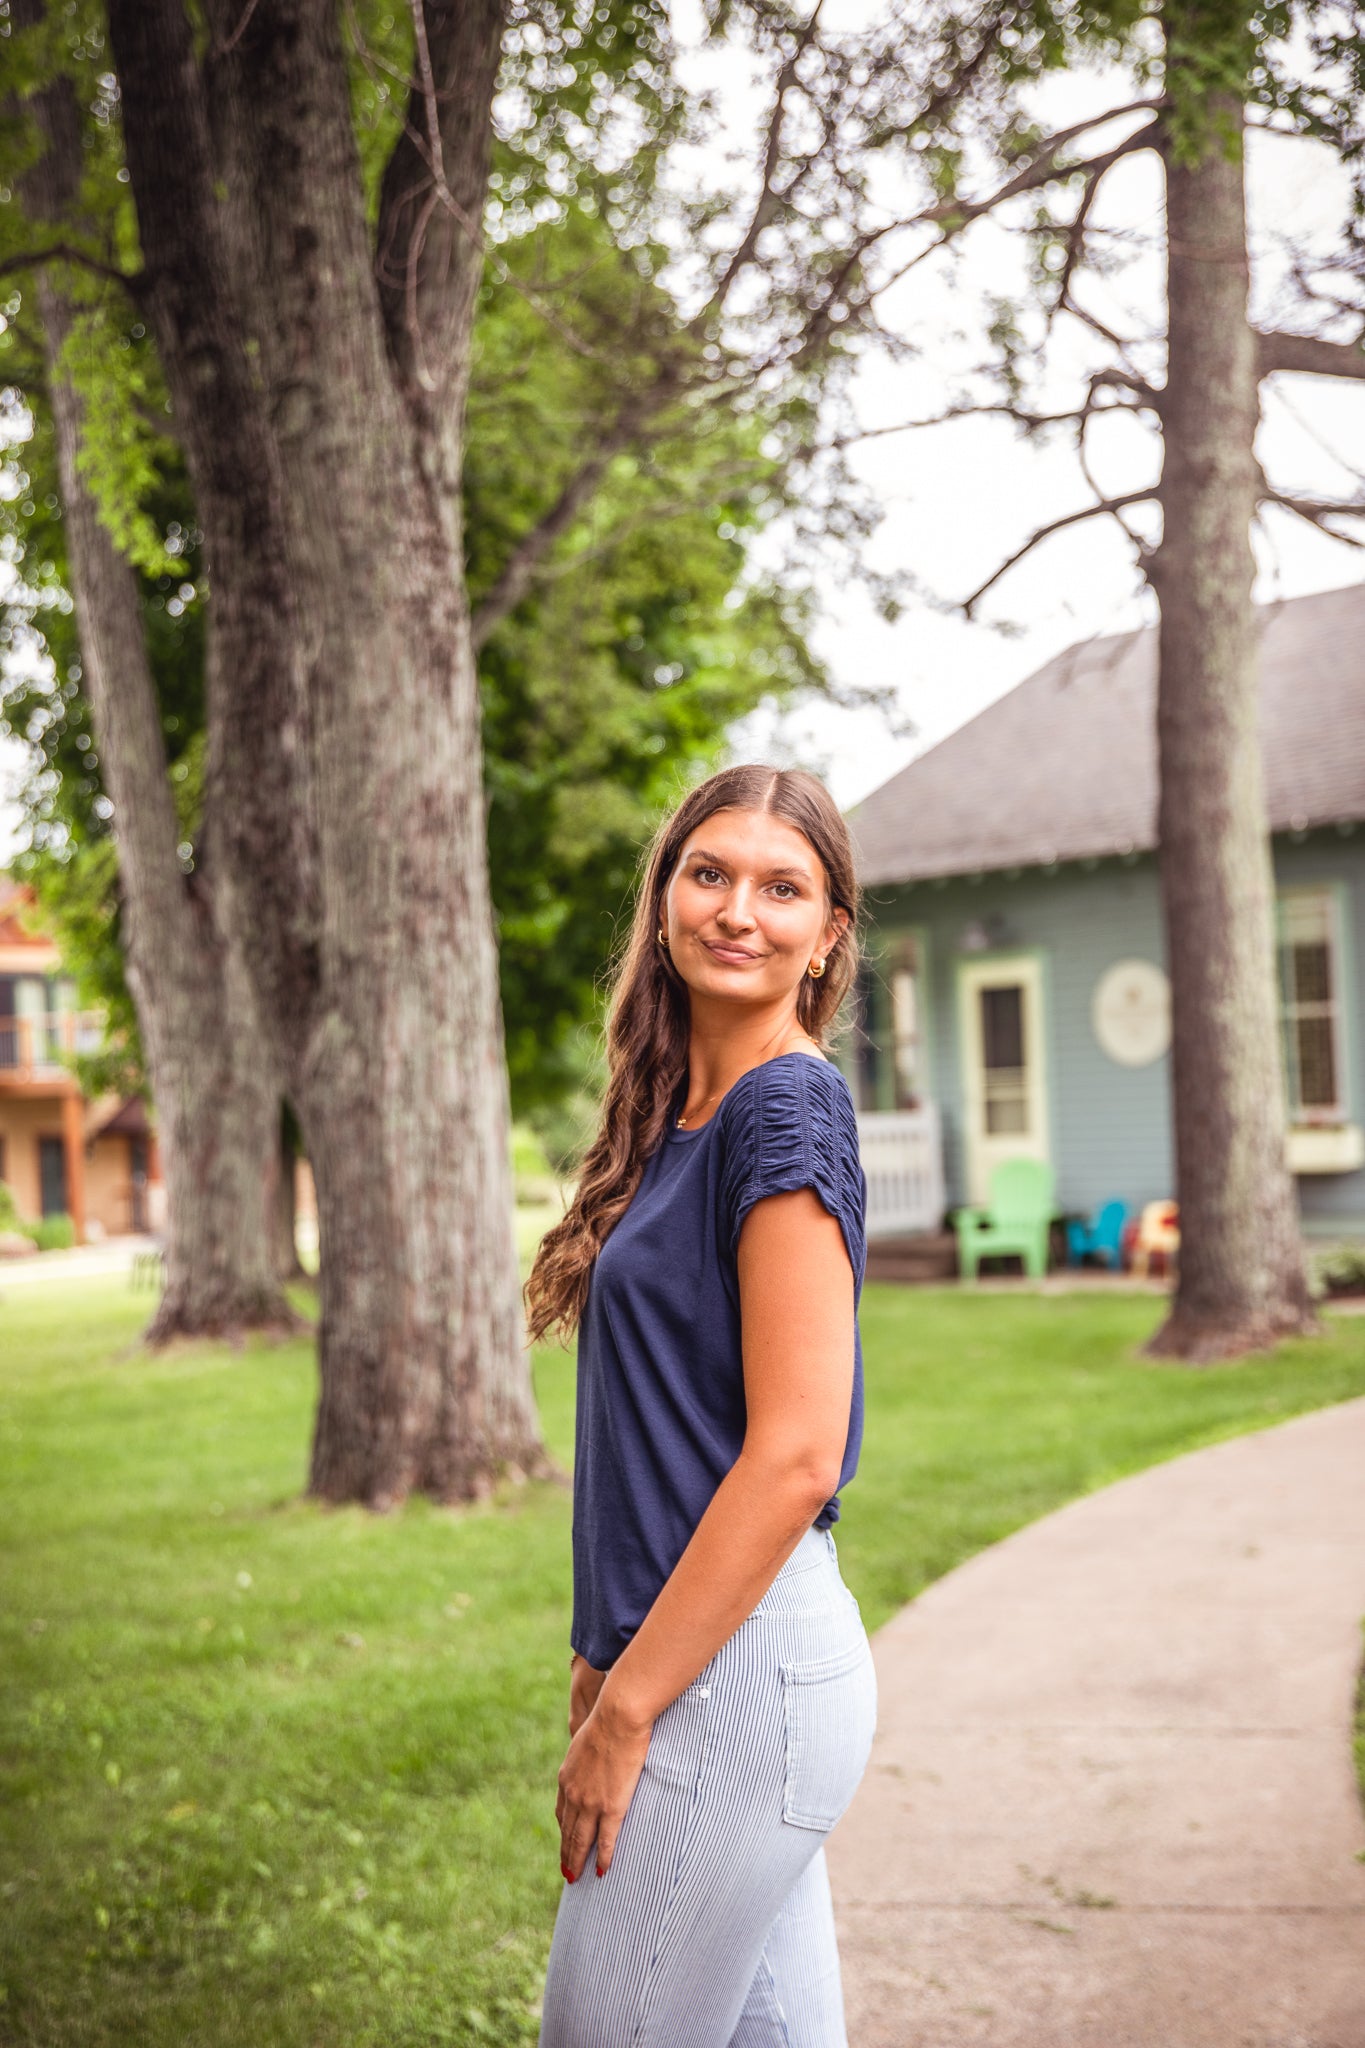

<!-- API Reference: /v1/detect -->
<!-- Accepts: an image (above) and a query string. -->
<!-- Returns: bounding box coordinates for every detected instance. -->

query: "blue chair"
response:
[1064,1199,1128,1270]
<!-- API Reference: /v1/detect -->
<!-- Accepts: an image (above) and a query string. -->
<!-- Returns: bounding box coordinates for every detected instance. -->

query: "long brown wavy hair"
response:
[522,763,864,1348]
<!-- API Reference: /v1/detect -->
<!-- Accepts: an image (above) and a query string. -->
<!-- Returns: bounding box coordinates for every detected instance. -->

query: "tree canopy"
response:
[1,23,830,1115]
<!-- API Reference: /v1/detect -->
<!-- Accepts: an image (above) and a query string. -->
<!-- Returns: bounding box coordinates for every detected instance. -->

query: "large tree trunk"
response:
[1145,82,1319,1359]
[104,0,550,1500]
[25,66,300,1344]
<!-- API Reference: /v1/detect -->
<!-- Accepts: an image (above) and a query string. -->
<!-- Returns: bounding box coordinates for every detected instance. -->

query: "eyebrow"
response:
[686,847,814,883]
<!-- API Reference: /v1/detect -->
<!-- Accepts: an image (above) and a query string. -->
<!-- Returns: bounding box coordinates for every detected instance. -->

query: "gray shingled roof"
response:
[846,581,1365,886]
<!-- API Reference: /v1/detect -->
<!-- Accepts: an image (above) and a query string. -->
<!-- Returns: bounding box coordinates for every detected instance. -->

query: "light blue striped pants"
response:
[539,1524,878,2047]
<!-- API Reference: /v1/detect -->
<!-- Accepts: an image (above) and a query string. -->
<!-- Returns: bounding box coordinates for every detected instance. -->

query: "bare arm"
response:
[556,1183,855,1878]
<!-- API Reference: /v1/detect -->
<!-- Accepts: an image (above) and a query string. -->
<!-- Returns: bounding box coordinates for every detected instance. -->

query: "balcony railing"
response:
[0,1011,107,1078]
[856,1104,945,1238]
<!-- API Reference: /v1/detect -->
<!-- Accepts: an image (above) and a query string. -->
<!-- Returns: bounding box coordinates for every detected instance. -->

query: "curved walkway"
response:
[829,1398,1365,2048]
[0,1235,159,1288]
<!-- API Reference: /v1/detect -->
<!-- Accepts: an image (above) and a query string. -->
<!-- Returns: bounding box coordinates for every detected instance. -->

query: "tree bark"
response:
[1145,84,1319,1359]
[103,0,550,1499]
[25,65,300,1343]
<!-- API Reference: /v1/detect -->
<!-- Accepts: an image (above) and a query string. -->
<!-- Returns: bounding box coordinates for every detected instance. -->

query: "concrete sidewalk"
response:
[0,1235,160,1288]
[829,1398,1365,2048]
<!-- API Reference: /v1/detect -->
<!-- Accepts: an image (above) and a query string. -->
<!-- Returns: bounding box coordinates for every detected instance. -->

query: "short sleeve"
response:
[718,1056,867,1292]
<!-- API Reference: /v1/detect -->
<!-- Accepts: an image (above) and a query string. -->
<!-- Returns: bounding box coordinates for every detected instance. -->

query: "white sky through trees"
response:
[705,26,1365,809]
[2,9,1363,855]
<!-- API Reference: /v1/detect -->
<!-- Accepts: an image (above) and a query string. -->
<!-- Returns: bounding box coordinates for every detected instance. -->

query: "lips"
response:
[704,940,760,962]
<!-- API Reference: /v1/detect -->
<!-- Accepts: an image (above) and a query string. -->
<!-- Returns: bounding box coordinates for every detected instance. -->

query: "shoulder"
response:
[717,1053,863,1250]
[718,1050,855,1146]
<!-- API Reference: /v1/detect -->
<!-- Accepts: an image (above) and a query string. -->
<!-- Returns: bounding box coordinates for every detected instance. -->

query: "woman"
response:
[523,763,877,2047]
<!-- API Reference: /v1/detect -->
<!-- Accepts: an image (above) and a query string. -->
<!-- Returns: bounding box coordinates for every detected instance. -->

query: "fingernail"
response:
[561,1862,575,1884]
[596,1865,607,1878]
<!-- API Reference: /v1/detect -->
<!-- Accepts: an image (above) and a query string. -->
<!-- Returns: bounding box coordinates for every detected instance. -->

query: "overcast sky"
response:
[712,41,1365,811]
[3,17,1362,857]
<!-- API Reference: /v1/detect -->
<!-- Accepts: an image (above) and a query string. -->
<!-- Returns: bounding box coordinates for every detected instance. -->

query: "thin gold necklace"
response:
[676,1037,820,1127]
[675,1085,724,1129]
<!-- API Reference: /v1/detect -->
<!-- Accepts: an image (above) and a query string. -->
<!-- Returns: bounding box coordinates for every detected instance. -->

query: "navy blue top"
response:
[570,1049,868,1670]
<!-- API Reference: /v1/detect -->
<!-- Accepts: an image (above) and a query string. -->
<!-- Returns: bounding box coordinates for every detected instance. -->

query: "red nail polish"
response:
[561,1862,575,1884]
[596,1865,607,1878]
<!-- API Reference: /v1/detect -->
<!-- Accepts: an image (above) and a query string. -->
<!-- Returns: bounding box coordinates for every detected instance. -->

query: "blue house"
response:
[834,582,1365,1247]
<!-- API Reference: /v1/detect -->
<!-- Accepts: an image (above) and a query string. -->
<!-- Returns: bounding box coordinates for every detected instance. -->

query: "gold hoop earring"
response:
[808,958,825,979]
[657,926,669,946]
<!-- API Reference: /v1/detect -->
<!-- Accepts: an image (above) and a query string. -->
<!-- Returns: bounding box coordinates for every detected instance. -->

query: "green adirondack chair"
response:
[954,1158,1056,1280]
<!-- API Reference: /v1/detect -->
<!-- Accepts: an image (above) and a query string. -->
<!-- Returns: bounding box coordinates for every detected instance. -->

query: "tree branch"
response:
[690,1,826,331]
[1262,489,1365,544]
[816,366,1160,452]
[0,241,146,296]
[960,488,1159,615]
[688,9,1022,345]
[924,107,1162,238]
[791,113,1163,368]
[469,386,680,648]
[1057,289,1161,392]
[344,3,609,370]
[105,0,275,525]
[1048,144,1121,321]
[1076,403,1153,566]
[1256,329,1365,382]
[523,462,768,585]
[373,0,506,417]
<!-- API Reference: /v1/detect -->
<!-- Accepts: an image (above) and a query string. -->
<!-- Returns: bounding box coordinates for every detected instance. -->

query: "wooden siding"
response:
[858,825,1365,1235]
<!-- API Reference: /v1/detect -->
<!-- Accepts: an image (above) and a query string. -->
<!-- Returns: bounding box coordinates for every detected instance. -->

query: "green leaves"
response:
[54,298,179,579]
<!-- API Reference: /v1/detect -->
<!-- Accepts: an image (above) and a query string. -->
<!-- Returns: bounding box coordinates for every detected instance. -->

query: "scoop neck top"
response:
[667,1046,832,1142]
[570,1045,867,1670]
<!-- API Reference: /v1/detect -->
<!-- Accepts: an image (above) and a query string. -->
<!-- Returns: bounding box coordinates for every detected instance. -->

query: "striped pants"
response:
[538,1524,878,2047]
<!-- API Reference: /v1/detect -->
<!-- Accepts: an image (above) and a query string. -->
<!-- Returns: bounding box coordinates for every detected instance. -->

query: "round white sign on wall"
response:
[1092,959,1171,1067]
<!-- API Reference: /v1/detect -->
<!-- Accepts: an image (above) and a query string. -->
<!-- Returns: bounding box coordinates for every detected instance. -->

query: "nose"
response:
[716,885,758,934]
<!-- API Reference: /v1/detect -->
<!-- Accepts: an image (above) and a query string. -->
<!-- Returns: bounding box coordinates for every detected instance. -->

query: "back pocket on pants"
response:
[779,1632,877,1832]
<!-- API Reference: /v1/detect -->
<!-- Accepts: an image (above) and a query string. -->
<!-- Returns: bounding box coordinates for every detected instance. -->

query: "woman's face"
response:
[661,808,848,1003]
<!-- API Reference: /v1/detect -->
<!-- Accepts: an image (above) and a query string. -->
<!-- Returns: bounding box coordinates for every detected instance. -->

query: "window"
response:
[850,934,929,1111]
[0,976,79,1067]
[17,978,57,1064]
[979,982,1030,1134]
[1277,889,1345,1124]
[851,960,881,1110]
[887,934,926,1109]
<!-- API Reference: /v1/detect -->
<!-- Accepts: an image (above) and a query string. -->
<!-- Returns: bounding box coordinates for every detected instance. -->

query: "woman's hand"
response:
[556,1691,652,1882]
[568,1652,606,1738]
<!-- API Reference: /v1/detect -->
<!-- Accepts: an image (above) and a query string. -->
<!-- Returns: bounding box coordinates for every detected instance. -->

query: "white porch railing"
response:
[856,1105,945,1239]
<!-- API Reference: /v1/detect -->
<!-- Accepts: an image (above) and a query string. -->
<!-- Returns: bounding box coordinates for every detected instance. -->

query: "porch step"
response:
[865,1230,959,1283]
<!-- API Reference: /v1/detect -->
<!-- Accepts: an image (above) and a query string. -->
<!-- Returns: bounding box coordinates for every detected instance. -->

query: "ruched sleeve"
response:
[718,1054,867,1293]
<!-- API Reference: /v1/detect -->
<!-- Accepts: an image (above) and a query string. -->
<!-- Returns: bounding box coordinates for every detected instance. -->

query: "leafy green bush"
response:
[27,1212,76,1252]
[0,1178,25,1231]
[1309,1242,1365,1297]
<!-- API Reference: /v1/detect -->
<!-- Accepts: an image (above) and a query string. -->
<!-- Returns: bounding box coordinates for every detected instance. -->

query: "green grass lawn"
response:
[4,1273,1365,2047]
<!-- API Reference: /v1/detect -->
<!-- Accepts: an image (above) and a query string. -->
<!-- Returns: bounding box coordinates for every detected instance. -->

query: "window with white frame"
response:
[1276,888,1345,1124]
[847,935,928,1111]
[887,933,926,1109]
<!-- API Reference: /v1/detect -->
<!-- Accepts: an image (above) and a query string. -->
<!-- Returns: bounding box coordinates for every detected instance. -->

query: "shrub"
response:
[0,1180,24,1230]
[28,1212,76,1252]
[1310,1242,1365,1298]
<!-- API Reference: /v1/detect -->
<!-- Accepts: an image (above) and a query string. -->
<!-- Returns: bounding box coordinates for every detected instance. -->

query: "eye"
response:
[695,865,724,885]
[771,882,799,900]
